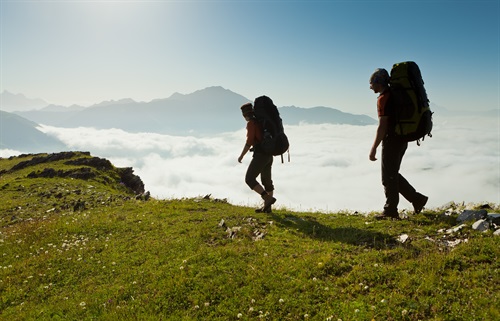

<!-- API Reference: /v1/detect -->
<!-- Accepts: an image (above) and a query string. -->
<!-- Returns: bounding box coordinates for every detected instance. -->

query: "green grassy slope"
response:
[1,152,499,321]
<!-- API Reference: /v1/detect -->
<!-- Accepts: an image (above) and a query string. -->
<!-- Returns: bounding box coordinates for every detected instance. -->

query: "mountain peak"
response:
[90,98,136,108]
[0,90,48,112]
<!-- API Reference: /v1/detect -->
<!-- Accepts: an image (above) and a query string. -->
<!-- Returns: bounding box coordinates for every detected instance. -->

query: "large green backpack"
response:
[390,61,433,144]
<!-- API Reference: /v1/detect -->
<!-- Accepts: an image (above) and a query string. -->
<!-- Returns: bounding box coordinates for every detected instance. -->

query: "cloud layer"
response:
[3,114,499,213]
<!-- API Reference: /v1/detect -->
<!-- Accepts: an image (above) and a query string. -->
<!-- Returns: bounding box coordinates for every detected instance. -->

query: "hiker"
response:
[238,102,276,213]
[369,68,428,219]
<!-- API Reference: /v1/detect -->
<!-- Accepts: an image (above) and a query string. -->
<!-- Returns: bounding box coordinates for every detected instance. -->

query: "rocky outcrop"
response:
[5,152,146,196]
[117,167,145,195]
[9,151,89,171]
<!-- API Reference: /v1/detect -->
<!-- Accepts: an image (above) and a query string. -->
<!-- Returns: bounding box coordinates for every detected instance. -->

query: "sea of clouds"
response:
[2,114,499,213]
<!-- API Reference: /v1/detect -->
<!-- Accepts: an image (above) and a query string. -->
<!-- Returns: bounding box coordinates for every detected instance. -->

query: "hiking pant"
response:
[381,136,418,214]
[245,152,274,192]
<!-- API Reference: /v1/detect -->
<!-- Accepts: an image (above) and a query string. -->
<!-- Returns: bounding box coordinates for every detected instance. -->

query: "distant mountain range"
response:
[0,110,66,152]
[0,90,48,112]
[3,86,377,137]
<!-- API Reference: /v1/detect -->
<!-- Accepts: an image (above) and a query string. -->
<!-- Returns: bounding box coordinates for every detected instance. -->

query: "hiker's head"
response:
[240,103,254,119]
[369,68,390,92]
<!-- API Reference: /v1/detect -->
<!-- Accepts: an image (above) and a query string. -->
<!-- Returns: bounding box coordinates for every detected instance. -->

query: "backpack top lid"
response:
[254,95,279,121]
[390,61,429,108]
[254,96,275,112]
[253,95,284,134]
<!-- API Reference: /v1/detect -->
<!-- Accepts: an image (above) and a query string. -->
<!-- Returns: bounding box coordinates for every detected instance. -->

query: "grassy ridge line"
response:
[1,153,499,320]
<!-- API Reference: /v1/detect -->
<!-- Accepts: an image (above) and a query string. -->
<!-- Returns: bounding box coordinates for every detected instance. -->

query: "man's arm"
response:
[369,116,389,161]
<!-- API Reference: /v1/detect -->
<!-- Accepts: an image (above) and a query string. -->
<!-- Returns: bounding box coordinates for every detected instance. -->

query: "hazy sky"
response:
[1,0,499,113]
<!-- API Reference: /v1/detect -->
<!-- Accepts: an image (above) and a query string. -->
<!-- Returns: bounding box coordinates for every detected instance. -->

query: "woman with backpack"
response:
[238,102,276,213]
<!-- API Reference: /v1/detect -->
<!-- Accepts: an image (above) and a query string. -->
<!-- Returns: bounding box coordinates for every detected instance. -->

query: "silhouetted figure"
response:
[369,68,428,219]
[238,102,276,213]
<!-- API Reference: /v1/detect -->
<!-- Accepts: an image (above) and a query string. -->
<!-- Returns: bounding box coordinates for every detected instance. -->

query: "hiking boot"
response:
[374,211,401,220]
[413,194,428,214]
[255,206,272,213]
[261,194,276,213]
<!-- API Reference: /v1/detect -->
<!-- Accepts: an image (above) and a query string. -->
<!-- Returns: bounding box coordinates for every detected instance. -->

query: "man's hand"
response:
[238,155,244,163]
[369,147,377,161]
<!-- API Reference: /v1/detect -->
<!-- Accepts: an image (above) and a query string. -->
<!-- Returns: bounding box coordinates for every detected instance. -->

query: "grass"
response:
[1,152,499,320]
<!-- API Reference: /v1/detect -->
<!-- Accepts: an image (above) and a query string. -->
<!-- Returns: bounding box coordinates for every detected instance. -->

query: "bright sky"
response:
[1,0,499,113]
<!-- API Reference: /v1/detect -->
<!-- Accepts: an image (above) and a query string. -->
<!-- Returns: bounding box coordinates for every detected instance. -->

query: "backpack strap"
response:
[280,149,290,163]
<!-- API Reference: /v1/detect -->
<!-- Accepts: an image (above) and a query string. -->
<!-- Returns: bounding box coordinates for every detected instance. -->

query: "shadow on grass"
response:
[268,213,398,249]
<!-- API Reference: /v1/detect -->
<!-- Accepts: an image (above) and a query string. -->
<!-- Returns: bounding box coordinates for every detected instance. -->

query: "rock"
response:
[65,157,114,171]
[226,226,241,239]
[118,167,145,195]
[443,208,456,216]
[472,219,490,232]
[487,213,500,225]
[494,229,500,236]
[398,234,410,243]
[457,210,487,223]
[439,223,467,234]
[135,191,150,201]
[253,229,266,241]
[444,239,467,248]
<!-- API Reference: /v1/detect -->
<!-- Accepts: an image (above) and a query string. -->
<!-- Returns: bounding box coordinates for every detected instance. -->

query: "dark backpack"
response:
[389,61,433,144]
[253,95,290,160]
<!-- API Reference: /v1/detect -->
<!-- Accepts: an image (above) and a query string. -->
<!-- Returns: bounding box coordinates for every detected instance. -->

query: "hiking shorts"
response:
[245,152,274,192]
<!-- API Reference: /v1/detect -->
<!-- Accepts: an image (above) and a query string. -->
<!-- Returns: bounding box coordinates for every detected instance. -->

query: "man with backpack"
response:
[238,102,276,213]
[369,68,428,220]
